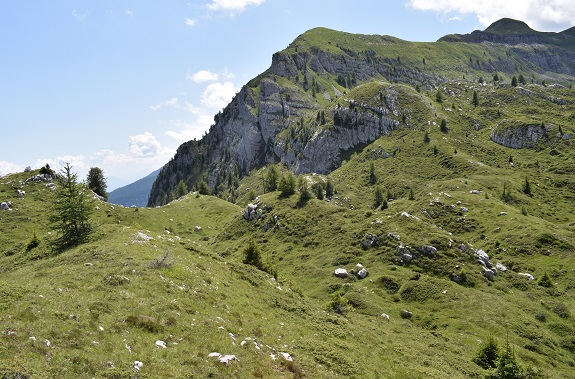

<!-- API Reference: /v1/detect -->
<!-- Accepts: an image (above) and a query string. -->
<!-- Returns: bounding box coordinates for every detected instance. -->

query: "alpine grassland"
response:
[2,20,575,378]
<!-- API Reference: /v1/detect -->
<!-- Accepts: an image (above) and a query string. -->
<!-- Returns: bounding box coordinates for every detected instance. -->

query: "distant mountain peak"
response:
[483,18,536,35]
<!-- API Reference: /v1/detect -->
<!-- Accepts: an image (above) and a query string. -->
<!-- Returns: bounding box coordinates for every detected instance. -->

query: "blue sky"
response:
[1,0,574,190]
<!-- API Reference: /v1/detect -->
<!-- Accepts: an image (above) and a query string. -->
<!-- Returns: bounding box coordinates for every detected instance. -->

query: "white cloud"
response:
[72,9,87,21]
[185,18,197,26]
[189,70,219,83]
[201,81,238,109]
[0,161,25,176]
[206,0,266,13]
[406,0,575,31]
[165,111,215,142]
[129,132,162,158]
[124,10,134,17]
[150,97,180,111]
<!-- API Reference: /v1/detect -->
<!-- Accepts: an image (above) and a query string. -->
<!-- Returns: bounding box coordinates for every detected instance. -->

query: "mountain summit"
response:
[148,19,575,206]
[439,17,575,48]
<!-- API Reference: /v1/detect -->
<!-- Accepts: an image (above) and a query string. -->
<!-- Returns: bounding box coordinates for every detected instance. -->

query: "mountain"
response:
[108,168,160,207]
[148,19,575,206]
[439,18,575,52]
[2,19,575,378]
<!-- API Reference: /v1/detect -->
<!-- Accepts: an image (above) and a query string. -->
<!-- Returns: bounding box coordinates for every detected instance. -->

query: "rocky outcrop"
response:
[491,121,549,149]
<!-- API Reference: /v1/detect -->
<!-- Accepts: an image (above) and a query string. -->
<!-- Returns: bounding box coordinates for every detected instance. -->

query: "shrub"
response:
[102,274,130,286]
[553,302,571,319]
[26,232,41,251]
[126,315,163,333]
[149,252,174,269]
[243,238,264,271]
[328,292,349,315]
[538,272,553,287]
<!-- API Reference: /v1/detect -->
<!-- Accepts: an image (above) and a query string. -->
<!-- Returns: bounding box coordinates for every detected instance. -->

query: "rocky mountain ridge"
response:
[148,19,575,206]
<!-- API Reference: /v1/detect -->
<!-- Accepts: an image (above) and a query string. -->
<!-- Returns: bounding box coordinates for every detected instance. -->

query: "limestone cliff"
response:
[490,120,549,149]
[148,21,575,206]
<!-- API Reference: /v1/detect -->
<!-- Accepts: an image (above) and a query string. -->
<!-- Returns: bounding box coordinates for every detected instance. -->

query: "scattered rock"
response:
[417,245,437,256]
[361,234,379,249]
[279,352,293,362]
[483,267,495,280]
[398,246,413,263]
[194,226,202,232]
[0,202,10,210]
[134,361,143,371]
[333,268,349,278]
[243,204,258,220]
[155,340,167,348]
[495,262,507,272]
[400,310,413,319]
[519,272,535,280]
[25,174,52,184]
[357,267,369,279]
[476,249,492,268]
[209,352,238,365]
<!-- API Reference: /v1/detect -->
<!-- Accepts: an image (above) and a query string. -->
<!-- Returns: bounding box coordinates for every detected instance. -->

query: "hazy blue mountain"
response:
[108,168,160,207]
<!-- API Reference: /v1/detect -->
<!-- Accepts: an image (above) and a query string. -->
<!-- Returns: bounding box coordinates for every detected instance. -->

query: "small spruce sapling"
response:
[473,335,499,369]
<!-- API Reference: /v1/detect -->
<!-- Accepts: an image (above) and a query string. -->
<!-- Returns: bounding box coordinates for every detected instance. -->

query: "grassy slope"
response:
[2,29,575,379]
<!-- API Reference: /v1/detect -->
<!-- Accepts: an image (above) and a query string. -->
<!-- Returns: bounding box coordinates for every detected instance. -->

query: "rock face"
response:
[491,121,548,149]
[148,22,575,206]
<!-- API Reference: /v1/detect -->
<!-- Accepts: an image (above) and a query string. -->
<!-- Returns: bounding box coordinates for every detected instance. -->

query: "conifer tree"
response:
[472,91,479,107]
[423,131,430,144]
[511,76,518,87]
[436,90,443,103]
[473,335,499,369]
[50,163,93,248]
[374,186,384,208]
[369,161,377,184]
[176,180,188,198]
[87,167,108,201]
[496,336,522,379]
[523,177,532,196]
[243,238,264,271]
[325,179,334,198]
[265,165,279,192]
[198,180,211,195]
[278,171,296,197]
[440,119,448,133]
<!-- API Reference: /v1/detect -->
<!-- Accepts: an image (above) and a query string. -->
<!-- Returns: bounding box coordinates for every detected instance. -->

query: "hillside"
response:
[148,18,575,206]
[108,169,160,208]
[1,18,575,379]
